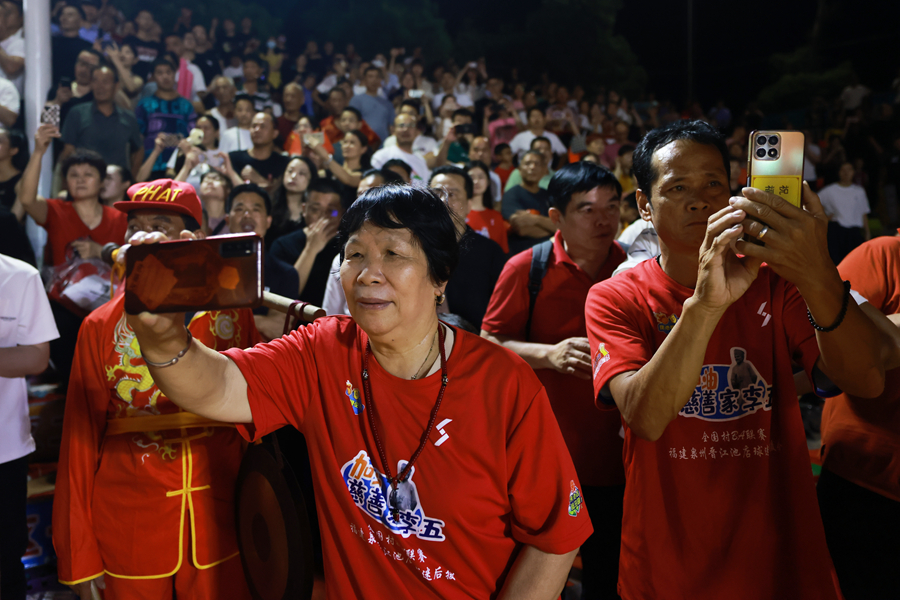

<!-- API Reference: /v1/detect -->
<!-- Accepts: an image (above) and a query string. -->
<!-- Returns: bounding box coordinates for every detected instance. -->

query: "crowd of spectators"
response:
[1,1,899,599]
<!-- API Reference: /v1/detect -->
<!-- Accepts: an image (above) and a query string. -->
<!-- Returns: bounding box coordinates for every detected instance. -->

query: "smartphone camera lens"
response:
[767,148,779,158]
[756,135,768,146]
[767,135,779,146]
[756,148,767,158]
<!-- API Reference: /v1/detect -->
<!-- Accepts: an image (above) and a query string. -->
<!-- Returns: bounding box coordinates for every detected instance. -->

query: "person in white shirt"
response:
[381,100,438,158]
[819,161,871,264]
[0,76,18,128]
[370,113,431,182]
[218,95,255,154]
[0,253,59,600]
[0,1,24,96]
[509,107,567,162]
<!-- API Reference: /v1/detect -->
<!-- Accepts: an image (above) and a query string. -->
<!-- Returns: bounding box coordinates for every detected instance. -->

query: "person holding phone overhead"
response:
[53,179,254,600]
[126,184,592,600]
[584,120,898,599]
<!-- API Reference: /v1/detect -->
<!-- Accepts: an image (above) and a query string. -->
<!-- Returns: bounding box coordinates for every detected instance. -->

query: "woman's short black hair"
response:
[633,119,729,202]
[61,149,106,181]
[339,185,459,285]
[548,161,622,214]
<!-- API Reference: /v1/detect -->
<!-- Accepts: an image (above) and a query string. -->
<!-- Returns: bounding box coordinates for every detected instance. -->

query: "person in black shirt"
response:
[0,127,26,216]
[122,9,164,81]
[269,179,343,308]
[430,165,506,329]
[502,149,556,255]
[228,112,290,192]
[223,182,299,341]
[51,4,91,84]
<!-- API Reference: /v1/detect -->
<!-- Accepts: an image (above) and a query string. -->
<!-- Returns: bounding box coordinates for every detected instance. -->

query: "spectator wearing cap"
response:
[53,178,254,600]
[0,0,25,96]
[60,65,144,177]
[135,57,197,178]
[51,3,92,84]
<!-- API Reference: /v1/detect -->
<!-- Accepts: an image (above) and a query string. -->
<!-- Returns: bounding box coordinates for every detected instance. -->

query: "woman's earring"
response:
[435,293,445,306]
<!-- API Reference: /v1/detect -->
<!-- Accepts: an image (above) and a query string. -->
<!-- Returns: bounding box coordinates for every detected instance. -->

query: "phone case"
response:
[40,105,61,129]
[747,130,805,207]
[124,234,263,314]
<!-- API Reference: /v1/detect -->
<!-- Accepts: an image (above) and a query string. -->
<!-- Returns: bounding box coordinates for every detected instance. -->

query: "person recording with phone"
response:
[123,184,591,600]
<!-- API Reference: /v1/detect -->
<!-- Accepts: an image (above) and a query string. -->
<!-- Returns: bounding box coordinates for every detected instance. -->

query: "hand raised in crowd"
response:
[731,183,834,293]
[71,238,103,260]
[212,151,236,178]
[104,41,123,65]
[34,123,61,155]
[690,204,763,316]
[546,337,592,380]
[304,216,340,257]
[240,165,270,186]
[53,83,73,106]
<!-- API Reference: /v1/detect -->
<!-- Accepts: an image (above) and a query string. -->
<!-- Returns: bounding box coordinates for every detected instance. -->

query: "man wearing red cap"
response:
[53,179,255,599]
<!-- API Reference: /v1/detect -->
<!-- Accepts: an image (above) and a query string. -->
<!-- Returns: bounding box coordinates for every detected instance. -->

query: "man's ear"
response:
[636,189,653,222]
[548,206,562,226]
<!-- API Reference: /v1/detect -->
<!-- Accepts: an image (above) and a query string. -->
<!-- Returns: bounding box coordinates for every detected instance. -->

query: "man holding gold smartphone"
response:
[585,120,898,599]
[54,179,253,600]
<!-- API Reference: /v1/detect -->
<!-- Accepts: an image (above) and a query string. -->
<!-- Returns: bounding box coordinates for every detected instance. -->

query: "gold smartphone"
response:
[746,130,805,207]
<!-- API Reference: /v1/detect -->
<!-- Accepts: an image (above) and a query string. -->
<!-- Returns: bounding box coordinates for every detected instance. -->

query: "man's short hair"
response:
[382,159,412,178]
[61,149,105,180]
[633,120,729,202]
[618,144,636,157]
[493,142,510,155]
[377,168,404,185]
[93,64,118,83]
[451,108,473,121]
[548,162,622,214]
[530,136,552,150]
[62,2,86,20]
[226,182,272,215]
[429,165,473,200]
[328,87,346,99]
[527,106,545,120]
[242,53,263,67]
[363,65,381,77]
[307,177,342,198]
[399,99,421,113]
[80,47,102,64]
[150,56,175,74]
[521,149,545,165]
[234,94,255,109]
[341,106,363,121]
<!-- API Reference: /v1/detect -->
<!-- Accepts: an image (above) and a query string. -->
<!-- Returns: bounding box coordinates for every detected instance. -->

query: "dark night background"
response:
[126,0,900,113]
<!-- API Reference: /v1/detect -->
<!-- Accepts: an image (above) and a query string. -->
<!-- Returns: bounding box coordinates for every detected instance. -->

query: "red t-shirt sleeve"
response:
[585,280,653,405]
[838,237,899,313]
[481,252,530,337]
[506,385,594,553]
[223,324,323,442]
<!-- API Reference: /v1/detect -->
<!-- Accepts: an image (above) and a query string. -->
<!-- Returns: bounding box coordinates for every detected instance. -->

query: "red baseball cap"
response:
[115,179,203,225]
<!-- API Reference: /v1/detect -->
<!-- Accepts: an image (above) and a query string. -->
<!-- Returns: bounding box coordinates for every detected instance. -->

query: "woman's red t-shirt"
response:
[224,317,592,599]
[466,208,509,254]
[43,199,128,267]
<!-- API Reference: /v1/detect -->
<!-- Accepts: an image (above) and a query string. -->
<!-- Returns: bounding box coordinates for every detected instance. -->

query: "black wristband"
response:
[807,280,852,333]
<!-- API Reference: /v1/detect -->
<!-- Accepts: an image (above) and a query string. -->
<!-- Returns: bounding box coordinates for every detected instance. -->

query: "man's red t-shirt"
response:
[43,199,128,267]
[482,231,626,487]
[821,236,900,501]
[466,208,509,254]
[585,258,840,600]
[494,166,514,191]
[224,317,592,599]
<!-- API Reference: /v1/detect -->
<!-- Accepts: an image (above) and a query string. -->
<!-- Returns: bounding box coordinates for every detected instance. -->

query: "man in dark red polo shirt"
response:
[481,161,626,600]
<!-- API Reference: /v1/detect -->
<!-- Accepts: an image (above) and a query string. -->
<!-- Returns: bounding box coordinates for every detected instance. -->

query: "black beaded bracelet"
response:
[807,280,852,332]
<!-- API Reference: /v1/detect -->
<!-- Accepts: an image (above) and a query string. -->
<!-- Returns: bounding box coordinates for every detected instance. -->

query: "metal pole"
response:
[23,0,52,265]
[687,0,693,105]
